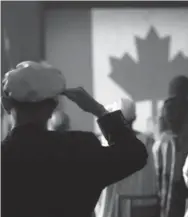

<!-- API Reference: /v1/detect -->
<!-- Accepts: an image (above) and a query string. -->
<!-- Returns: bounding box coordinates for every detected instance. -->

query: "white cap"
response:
[2,61,66,102]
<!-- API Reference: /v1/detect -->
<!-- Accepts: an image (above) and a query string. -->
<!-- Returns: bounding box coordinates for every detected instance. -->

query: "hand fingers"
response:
[62,87,92,104]
[63,91,77,100]
[66,87,80,92]
[62,88,77,97]
[63,87,85,96]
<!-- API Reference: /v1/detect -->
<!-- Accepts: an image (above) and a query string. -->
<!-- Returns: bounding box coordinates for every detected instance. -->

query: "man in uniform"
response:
[1,61,147,217]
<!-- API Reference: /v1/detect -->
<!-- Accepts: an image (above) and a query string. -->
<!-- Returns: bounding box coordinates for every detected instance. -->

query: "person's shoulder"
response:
[69,131,101,146]
[47,130,100,147]
[1,139,8,150]
[48,129,97,138]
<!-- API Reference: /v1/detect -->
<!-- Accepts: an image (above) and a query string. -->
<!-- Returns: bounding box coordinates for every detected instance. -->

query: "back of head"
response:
[168,75,188,98]
[11,98,58,116]
[2,61,66,126]
[159,75,188,134]
[161,97,188,134]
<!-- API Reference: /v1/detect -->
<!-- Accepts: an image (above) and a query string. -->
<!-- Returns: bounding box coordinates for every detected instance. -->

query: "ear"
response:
[1,97,13,114]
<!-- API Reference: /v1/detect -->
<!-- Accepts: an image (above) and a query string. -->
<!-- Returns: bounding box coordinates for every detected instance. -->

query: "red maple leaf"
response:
[109,26,188,118]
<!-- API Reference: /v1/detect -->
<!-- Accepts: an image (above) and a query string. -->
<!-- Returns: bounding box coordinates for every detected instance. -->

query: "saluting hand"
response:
[63,87,107,117]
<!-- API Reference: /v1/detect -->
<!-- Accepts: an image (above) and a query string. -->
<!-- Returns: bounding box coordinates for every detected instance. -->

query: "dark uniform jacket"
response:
[1,110,148,217]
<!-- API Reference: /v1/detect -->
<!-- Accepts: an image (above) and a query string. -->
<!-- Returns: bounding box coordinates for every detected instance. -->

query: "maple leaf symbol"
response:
[109,27,188,118]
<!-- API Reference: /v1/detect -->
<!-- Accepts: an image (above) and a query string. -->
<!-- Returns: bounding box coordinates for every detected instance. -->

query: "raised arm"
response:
[63,87,148,187]
[89,110,148,187]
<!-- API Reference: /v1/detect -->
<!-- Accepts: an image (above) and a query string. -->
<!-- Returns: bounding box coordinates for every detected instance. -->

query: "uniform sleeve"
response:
[83,110,148,187]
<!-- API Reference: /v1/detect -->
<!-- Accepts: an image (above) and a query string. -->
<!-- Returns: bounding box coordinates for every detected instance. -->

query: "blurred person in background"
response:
[183,155,188,217]
[152,75,188,217]
[95,98,156,217]
[1,109,13,141]
[41,62,71,133]
[48,102,70,132]
[48,111,70,132]
[1,61,147,217]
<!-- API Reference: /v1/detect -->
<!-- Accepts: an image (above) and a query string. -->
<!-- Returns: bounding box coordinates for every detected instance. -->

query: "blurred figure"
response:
[152,75,188,217]
[1,110,13,140]
[168,75,188,99]
[183,155,188,189]
[95,98,156,217]
[48,110,70,132]
[47,87,70,132]
[183,155,188,217]
[1,61,147,217]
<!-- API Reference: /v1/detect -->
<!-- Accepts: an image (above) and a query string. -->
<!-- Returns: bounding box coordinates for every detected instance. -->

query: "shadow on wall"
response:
[109,26,188,118]
[45,9,94,132]
[1,1,43,74]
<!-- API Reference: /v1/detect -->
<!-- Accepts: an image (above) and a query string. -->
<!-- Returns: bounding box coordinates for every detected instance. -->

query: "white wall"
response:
[45,9,94,131]
[92,8,188,133]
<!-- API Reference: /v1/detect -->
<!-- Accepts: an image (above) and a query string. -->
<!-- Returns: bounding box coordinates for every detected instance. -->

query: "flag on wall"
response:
[45,8,188,133]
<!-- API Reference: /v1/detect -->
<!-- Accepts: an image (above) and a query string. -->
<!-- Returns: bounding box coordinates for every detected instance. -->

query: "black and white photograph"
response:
[1,1,188,217]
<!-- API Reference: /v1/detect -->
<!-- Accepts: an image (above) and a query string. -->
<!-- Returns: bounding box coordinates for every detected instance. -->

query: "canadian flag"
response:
[46,8,188,133]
